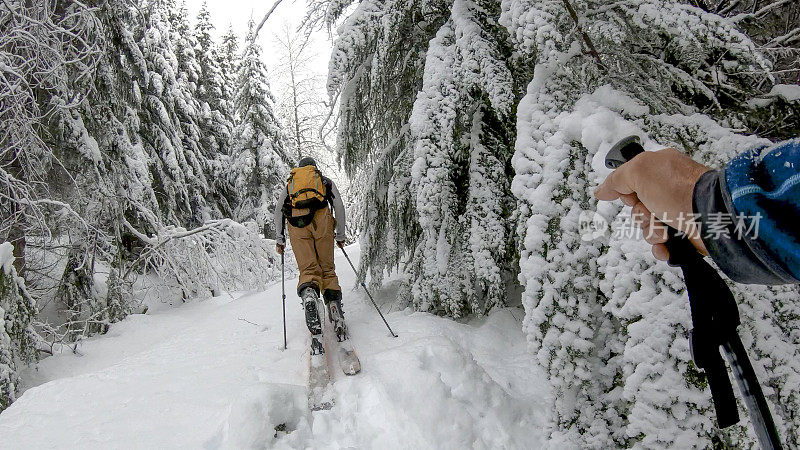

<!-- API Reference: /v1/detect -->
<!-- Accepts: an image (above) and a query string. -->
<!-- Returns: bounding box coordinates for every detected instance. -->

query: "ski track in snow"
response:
[0,245,549,449]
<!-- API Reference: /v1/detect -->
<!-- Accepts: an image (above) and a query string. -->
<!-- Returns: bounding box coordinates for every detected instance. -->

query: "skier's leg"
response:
[288,222,325,341]
[324,289,346,341]
[287,221,324,297]
[314,208,342,293]
[301,286,323,343]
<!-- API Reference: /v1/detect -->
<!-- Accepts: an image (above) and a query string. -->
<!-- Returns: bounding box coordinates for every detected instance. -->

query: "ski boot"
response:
[324,290,347,342]
[302,287,324,355]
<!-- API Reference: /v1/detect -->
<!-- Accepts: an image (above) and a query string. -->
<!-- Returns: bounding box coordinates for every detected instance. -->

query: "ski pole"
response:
[339,246,398,338]
[281,252,287,350]
[605,136,782,450]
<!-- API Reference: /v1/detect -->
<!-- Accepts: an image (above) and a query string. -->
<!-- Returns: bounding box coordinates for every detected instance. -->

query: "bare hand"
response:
[276,243,284,255]
[594,147,710,261]
[336,241,344,249]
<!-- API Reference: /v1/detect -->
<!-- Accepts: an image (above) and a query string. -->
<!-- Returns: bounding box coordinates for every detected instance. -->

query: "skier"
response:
[274,157,348,345]
[594,139,799,285]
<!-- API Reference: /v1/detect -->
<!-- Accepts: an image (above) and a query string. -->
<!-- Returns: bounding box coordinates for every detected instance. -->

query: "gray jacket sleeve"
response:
[329,180,346,242]
[274,188,287,245]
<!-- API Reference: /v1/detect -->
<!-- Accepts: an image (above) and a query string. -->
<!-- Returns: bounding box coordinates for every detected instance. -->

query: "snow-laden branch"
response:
[250,0,285,43]
[122,219,291,301]
[0,0,103,251]
[730,0,795,23]
[768,27,800,47]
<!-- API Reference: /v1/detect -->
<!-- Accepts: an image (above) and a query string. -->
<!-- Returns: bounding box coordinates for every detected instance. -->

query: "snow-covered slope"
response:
[0,245,548,449]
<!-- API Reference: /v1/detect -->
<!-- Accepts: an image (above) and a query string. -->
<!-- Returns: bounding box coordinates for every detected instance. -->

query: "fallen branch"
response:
[122,219,233,280]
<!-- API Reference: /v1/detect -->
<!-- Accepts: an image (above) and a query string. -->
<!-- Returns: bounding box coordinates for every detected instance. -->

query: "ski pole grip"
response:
[604,136,700,266]
[604,135,645,169]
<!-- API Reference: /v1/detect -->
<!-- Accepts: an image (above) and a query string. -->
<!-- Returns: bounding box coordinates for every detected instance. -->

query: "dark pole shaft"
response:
[339,247,398,338]
[281,252,287,350]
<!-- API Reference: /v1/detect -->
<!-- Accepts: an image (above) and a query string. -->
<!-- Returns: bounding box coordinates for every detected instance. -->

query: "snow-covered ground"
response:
[0,245,549,449]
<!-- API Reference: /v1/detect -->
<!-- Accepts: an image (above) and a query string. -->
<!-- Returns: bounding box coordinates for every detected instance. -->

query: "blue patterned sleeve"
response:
[693,139,800,284]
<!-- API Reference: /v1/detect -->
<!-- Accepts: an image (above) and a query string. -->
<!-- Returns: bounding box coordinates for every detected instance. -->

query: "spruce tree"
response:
[136,0,214,225]
[218,25,241,120]
[326,0,523,317]
[0,244,37,410]
[194,1,235,217]
[230,21,291,233]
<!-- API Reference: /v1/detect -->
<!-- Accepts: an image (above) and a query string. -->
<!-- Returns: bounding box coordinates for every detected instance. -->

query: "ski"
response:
[307,340,332,411]
[325,296,361,376]
[305,290,333,411]
[305,288,361,410]
[337,339,361,376]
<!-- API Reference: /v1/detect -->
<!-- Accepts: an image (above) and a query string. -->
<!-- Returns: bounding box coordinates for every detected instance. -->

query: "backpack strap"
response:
[291,187,326,199]
[323,177,334,209]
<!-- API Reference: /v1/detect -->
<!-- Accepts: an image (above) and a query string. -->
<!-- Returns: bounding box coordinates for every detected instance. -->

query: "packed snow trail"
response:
[0,245,549,448]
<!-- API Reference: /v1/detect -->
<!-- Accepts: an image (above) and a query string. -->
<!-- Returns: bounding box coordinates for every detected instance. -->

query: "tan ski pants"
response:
[288,206,341,295]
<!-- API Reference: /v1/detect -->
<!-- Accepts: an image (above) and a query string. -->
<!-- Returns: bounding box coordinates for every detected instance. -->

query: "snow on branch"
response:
[768,28,800,47]
[250,0,285,43]
[0,0,103,248]
[730,0,795,23]
[123,219,289,301]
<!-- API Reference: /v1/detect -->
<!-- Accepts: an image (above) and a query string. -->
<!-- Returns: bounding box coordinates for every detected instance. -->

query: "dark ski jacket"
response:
[693,138,800,284]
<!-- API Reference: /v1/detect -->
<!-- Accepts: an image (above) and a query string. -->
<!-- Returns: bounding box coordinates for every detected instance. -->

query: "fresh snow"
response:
[0,242,13,275]
[0,244,548,448]
[768,83,800,102]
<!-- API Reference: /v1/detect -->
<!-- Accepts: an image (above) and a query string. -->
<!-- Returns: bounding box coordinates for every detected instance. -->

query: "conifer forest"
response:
[1,0,799,447]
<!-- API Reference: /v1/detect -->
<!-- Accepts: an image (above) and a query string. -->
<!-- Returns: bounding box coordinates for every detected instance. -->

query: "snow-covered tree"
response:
[194,1,220,107]
[320,0,800,445]
[0,244,37,410]
[194,1,236,218]
[230,20,291,233]
[218,24,241,117]
[500,0,798,446]
[323,0,523,317]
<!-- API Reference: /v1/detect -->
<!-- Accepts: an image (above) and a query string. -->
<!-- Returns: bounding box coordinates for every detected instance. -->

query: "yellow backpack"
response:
[287,165,327,209]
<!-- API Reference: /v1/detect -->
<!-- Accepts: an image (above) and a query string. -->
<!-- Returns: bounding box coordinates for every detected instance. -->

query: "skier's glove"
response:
[276,243,285,255]
[336,240,345,249]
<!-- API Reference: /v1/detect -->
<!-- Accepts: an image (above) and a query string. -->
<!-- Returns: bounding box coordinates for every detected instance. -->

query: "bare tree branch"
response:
[730,0,795,23]
[251,0,286,43]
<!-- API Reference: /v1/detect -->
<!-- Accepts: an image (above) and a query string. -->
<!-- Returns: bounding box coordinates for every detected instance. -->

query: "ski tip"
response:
[342,359,361,375]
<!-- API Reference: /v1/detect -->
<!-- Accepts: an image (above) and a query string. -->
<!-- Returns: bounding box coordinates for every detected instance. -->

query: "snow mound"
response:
[207,383,306,449]
[279,317,546,448]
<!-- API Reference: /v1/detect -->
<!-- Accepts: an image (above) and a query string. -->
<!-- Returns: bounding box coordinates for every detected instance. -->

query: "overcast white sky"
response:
[182,0,332,81]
